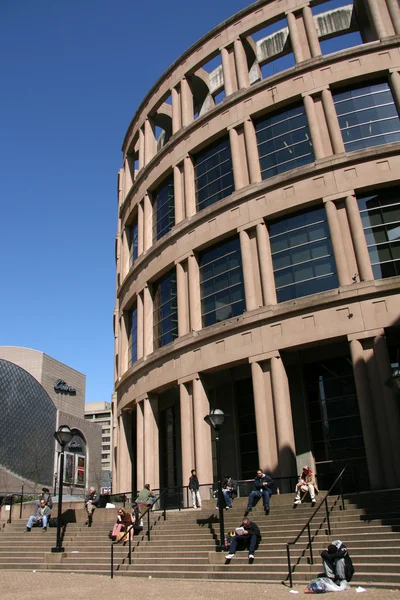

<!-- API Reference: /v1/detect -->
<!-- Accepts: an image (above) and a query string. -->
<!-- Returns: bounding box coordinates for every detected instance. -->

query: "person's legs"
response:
[112,523,122,537]
[307,483,316,503]
[196,490,202,508]
[322,557,336,580]
[226,535,245,557]
[42,515,48,530]
[246,491,257,511]
[294,483,302,502]
[262,489,271,510]
[222,490,232,508]
[86,500,94,515]
[334,558,347,581]
[191,489,196,508]
[248,534,258,555]
[26,515,37,530]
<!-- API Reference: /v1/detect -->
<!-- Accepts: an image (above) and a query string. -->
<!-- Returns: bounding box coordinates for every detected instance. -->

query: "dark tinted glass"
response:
[129,221,138,264]
[194,137,234,211]
[129,307,138,364]
[153,176,175,241]
[153,269,178,349]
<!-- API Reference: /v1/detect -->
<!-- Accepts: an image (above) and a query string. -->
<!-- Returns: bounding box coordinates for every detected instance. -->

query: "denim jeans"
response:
[27,515,48,529]
[229,534,258,555]
[222,490,233,508]
[247,489,271,510]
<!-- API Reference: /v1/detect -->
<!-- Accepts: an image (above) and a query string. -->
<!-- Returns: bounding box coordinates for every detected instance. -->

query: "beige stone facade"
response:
[113,0,400,497]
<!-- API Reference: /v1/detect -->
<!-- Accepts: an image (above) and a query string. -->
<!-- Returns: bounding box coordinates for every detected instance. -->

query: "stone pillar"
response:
[349,338,383,489]
[256,222,277,306]
[144,118,156,165]
[137,200,144,255]
[324,200,351,285]
[389,70,400,114]
[303,94,324,159]
[302,5,321,58]
[173,164,184,224]
[136,401,144,490]
[118,410,132,493]
[387,0,400,34]
[233,38,250,89]
[221,46,235,96]
[192,376,213,489]
[251,361,278,473]
[137,291,144,360]
[180,381,195,488]
[373,334,400,484]
[243,119,262,184]
[286,11,304,63]
[270,355,297,482]
[188,253,202,331]
[365,0,387,39]
[239,228,257,311]
[138,126,145,170]
[143,193,153,251]
[144,395,159,489]
[176,260,189,336]
[184,155,196,218]
[143,284,153,357]
[181,77,194,127]
[229,127,245,190]
[172,86,181,134]
[321,89,345,155]
[345,195,374,282]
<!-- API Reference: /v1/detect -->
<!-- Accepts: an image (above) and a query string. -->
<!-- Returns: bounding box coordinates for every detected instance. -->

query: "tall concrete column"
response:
[118,410,132,494]
[136,401,144,490]
[365,0,387,38]
[374,334,400,484]
[302,5,321,57]
[321,88,345,155]
[256,222,277,306]
[181,77,194,127]
[137,200,144,256]
[303,94,324,159]
[349,338,383,489]
[387,0,400,34]
[251,361,278,474]
[192,376,213,489]
[221,46,235,96]
[143,193,153,251]
[389,70,400,114]
[188,253,202,331]
[184,155,196,218]
[179,381,195,486]
[138,126,145,170]
[144,395,159,489]
[239,228,257,311]
[286,11,304,63]
[325,200,351,285]
[233,38,250,89]
[345,195,374,282]
[243,119,262,184]
[173,164,184,224]
[137,291,144,360]
[144,118,156,165]
[143,284,153,357]
[229,127,245,190]
[176,260,189,336]
[171,86,181,134]
[270,355,297,483]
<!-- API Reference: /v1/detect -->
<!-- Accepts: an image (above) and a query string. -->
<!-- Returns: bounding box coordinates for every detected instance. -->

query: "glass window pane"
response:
[153,175,175,241]
[153,269,178,349]
[194,137,234,211]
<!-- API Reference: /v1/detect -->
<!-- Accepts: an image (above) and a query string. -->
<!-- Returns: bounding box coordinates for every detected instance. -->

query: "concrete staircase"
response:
[1,491,400,588]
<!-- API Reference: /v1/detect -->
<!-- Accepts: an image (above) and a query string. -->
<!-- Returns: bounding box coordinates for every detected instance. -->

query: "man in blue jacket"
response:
[245,469,274,515]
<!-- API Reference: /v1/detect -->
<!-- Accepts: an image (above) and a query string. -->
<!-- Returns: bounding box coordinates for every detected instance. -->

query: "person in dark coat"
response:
[226,518,262,560]
[188,469,202,509]
[84,487,100,527]
[321,540,354,583]
[245,469,274,515]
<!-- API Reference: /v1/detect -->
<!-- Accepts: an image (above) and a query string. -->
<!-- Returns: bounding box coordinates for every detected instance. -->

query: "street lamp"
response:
[204,409,225,552]
[52,425,73,553]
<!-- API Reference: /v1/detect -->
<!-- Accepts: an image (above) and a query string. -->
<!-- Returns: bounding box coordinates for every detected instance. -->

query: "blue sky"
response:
[0,0,249,402]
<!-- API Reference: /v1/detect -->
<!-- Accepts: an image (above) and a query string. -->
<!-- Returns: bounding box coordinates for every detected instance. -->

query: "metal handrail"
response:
[285,465,347,588]
[110,487,169,578]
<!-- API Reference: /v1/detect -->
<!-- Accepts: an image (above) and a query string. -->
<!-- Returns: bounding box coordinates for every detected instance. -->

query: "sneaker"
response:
[42,527,47,532]
[311,500,316,507]
[265,508,270,515]
[248,554,255,559]
[244,508,251,516]
[25,528,31,533]
[294,499,302,504]
[226,506,233,510]
[226,553,235,559]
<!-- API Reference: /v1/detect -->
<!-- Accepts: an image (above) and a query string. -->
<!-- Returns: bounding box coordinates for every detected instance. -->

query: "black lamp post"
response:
[204,409,225,552]
[52,425,73,553]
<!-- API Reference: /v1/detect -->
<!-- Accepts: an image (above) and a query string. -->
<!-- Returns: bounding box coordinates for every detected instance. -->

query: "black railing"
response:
[110,487,168,579]
[285,466,347,588]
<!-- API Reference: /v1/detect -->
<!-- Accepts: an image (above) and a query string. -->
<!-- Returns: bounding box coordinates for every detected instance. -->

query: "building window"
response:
[129,220,138,265]
[333,81,400,153]
[128,307,137,364]
[199,236,245,327]
[153,175,175,241]
[102,454,110,459]
[194,137,234,211]
[102,437,110,442]
[269,207,338,302]
[255,104,314,180]
[102,428,110,434]
[358,188,400,280]
[153,269,178,350]
[102,445,110,450]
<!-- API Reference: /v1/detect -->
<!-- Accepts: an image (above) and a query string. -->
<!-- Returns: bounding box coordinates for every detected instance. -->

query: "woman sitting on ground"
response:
[110,508,133,542]
[135,484,156,511]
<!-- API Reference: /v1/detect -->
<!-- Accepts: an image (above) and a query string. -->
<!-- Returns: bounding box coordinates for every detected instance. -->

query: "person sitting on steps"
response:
[245,469,274,516]
[84,486,100,527]
[218,475,237,510]
[25,499,51,532]
[293,465,318,508]
[226,517,262,561]
[321,540,354,584]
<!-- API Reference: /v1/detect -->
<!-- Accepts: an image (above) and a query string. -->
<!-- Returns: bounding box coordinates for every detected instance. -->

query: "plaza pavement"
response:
[1,572,400,600]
